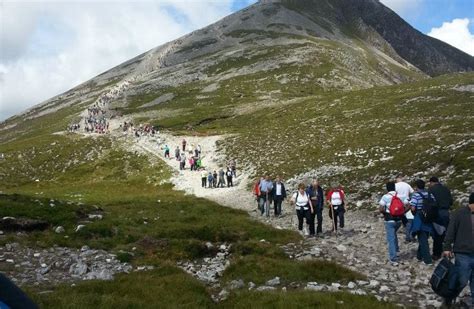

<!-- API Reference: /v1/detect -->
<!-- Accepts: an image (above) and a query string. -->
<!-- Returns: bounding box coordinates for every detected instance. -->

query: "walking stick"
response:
[330,204,337,239]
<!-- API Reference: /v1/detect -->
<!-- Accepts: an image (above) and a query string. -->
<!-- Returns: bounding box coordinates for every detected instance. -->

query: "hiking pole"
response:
[330,204,337,239]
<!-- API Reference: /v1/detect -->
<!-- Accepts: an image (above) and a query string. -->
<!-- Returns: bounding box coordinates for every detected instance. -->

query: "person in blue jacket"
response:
[307,178,324,235]
[410,179,436,265]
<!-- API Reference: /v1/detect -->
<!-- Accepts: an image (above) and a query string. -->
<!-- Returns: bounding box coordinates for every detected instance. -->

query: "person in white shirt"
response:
[290,183,314,236]
[379,181,409,265]
[271,176,287,217]
[395,174,415,242]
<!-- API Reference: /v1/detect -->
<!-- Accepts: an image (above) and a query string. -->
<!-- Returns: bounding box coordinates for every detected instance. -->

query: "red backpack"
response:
[389,193,405,217]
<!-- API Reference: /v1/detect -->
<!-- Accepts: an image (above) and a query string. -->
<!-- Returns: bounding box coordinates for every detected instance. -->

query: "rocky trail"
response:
[128,132,472,308]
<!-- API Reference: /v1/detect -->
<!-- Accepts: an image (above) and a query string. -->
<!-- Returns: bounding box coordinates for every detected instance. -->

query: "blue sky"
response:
[1,0,473,121]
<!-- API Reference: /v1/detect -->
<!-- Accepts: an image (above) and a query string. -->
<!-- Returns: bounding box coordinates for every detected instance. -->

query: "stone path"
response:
[130,133,472,308]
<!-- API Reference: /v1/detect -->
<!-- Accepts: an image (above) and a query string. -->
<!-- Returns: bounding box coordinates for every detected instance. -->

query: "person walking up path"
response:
[442,192,474,307]
[259,175,273,217]
[307,178,324,236]
[429,176,454,261]
[395,174,415,242]
[379,181,407,265]
[290,183,314,237]
[326,183,346,232]
[410,179,436,265]
[272,176,286,217]
[201,170,207,188]
[226,168,233,187]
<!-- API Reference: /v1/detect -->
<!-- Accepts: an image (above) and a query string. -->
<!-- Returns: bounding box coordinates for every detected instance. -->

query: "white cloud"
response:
[428,18,474,56]
[0,1,238,121]
[379,0,423,13]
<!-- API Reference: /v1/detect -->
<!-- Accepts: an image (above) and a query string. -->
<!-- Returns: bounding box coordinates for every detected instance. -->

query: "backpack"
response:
[418,192,438,223]
[388,193,405,217]
[430,258,462,299]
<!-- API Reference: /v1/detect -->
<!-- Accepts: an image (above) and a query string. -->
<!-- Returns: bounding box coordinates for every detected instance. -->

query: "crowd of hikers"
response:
[253,176,346,236]
[161,139,238,188]
[253,174,473,306]
[379,175,473,306]
[83,105,109,134]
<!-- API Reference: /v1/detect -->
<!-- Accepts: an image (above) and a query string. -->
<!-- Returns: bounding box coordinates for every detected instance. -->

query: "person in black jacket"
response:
[442,192,474,306]
[0,273,38,309]
[271,176,286,217]
[429,176,454,260]
[307,178,324,236]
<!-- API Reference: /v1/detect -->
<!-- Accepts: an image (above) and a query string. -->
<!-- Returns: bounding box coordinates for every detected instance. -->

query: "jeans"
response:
[274,197,283,216]
[404,219,413,241]
[296,208,312,233]
[384,220,401,262]
[227,177,233,187]
[455,253,474,304]
[417,231,432,264]
[259,195,271,216]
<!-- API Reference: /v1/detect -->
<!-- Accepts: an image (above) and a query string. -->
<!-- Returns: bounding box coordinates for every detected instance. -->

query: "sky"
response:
[1,0,473,121]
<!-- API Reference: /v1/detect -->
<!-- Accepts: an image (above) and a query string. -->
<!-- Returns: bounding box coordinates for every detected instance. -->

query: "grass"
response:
[28,267,392,308]
[1,133,382,307]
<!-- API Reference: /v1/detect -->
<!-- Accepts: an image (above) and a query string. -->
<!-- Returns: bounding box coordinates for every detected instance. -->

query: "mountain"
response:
[1,1,473,307]
[2,0,473,141]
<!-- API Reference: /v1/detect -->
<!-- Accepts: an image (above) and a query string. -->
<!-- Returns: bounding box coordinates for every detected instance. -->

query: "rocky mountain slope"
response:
[0,1,473,307]
[2,0,473,142]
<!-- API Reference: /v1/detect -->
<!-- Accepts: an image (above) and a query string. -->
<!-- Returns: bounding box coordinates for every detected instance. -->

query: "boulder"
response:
[55,226,65,234]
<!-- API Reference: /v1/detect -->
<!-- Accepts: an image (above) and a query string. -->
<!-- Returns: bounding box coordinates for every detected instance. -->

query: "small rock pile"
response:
[0,243,133,286]
[177,243,231,285]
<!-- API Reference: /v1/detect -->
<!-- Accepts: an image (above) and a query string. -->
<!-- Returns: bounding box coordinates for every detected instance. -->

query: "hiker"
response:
[253,177,262,211]
[230,159,237,177]
[175,146,180,160]
[180,153,186,170]
[196,158,202,170]
[197,144,202,157]
[226,168,233,187]
[442,192,474,306]
[218,168,226,187]
[429,176,453,261]
[307,178,324,235]
[182,139,187,152]
[164,145,170,158]
[379,181,407,264]
[201,170,207,188]
[410,179,436,265]
[290,183,314,237]
[326,183,346,231]
[272,176,287,217]
[213,170,218,188]
[259,175,273,216]
[207,172,214,188]
[395,174,415,242]
[189,157,195,171]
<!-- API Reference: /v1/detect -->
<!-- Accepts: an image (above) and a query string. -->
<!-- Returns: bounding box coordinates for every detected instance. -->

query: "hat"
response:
[429,176,439,183]
[469,192,474,204]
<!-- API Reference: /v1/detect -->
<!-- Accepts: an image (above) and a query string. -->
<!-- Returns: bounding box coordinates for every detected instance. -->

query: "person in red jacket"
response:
[326,183,347,232]
[253,177,262,212]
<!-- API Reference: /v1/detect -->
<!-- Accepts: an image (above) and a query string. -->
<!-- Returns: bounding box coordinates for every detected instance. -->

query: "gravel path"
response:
[128,132,472,309]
